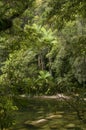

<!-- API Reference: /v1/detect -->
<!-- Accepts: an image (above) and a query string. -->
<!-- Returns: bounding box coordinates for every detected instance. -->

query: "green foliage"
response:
[0,96,18,130]
[0,0,35,31]
[72,56,86,84]
[0,20,57,96]
[1,49,37,94]
[0,0,86,94]
[43,0,86,29]
[35,70,55,95]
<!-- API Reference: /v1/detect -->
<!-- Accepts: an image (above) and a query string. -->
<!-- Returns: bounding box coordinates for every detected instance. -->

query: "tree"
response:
[0,76,18,130]
[0,0,35,31]
[42,0,86,29]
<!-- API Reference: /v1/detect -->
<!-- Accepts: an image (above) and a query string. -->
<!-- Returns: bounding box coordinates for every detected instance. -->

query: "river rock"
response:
[24,118,48,127]
[65,123,75,128]
[46,114,63,120]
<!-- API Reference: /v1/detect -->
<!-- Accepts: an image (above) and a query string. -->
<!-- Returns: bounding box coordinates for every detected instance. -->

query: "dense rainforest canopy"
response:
[0,0,86,129]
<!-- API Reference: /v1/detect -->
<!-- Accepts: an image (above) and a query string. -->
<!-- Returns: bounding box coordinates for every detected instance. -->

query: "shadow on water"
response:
[10,97,86,130]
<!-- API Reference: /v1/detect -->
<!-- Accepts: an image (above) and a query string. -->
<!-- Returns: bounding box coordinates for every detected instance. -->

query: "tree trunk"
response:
[38,53,45,70]
[48,57,52,75]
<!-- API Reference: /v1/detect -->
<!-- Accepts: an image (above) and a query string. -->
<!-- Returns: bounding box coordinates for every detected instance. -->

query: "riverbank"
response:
[19,93,86,100]
[20,94,70,100]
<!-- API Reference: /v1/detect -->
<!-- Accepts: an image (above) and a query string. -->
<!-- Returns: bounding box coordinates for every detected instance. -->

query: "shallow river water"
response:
[10,97,86,130]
